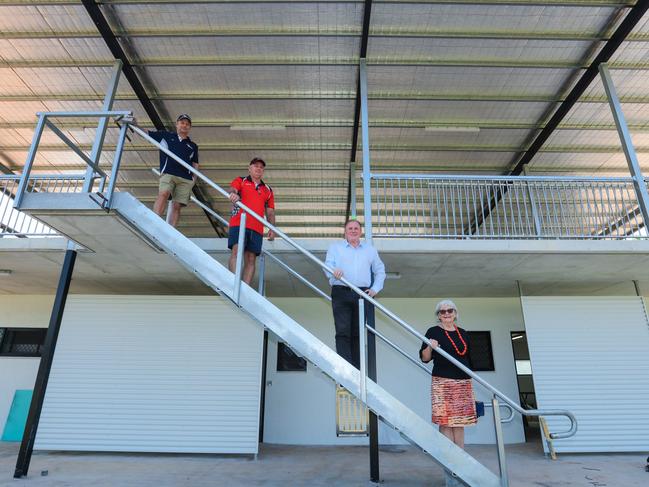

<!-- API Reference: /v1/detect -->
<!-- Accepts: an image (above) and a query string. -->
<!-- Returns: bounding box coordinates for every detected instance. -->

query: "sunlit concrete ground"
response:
[1,440,647,486]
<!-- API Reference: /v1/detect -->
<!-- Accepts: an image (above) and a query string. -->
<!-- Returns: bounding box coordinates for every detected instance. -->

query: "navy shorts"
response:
[228,226,263,256]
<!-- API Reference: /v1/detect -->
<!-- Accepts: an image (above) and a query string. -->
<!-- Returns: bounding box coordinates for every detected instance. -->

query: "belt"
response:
[332,285,369,291]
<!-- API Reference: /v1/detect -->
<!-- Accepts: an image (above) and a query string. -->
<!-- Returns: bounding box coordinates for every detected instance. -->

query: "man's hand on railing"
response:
[267,229,276,241]
[333,268,344,279]
[364,289,377,298]
[229,192,240,203]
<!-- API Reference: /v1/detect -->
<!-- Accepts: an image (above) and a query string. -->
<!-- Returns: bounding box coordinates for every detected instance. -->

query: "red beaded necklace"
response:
[443,323,468,357]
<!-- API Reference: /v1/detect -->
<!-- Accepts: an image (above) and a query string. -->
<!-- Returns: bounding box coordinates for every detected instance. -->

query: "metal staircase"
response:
[13,110,578,487]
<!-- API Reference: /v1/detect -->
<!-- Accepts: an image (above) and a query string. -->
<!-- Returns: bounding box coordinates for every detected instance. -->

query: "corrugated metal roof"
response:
[0,0,648,236]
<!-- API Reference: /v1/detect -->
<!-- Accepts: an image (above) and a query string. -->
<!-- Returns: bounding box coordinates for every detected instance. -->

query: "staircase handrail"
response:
[127,121,576,440]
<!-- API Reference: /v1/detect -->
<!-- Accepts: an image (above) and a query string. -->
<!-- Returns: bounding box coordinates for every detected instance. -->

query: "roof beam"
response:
[5,119,649,131]
[7,143,649,153]
[88,0,643,5]
[509,0,649,174]
[0,58,603,68]
[80,0,164,128]
[22,163,645,174]
[7,57,649,69]
[2,92,649,103]
[0,0,635,5]
[6,29,649,42]
[81,0,225,236]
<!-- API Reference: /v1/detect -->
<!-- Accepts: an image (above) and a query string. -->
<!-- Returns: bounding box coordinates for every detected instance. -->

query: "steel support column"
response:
[599,63,649,226]
[345,0,372,223]
[366,296,379,484]
[350,160,357,218]
[360,59,373,244]
[257,254,268,443]
[83,61,122,192]
[14,247,77,478]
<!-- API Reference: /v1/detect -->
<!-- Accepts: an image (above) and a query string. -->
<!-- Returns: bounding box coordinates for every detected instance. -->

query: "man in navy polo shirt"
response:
[146,114,199,227]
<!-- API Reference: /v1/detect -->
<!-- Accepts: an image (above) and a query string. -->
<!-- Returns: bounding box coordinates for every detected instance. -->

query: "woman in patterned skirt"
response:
[419,299,476,448]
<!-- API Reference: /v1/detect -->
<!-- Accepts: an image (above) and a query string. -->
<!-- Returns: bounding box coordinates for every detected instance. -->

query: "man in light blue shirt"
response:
[324,219,386,368]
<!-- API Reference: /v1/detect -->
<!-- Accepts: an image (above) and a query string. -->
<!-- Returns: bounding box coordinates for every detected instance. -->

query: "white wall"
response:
[35,295,264,454]
[522,296,649,453]
[264,297,526,445]
[0,295,53,438]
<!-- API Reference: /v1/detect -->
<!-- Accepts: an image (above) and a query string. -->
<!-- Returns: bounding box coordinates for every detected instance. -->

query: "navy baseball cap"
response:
[250,157,266,167]
[176,114,192,124]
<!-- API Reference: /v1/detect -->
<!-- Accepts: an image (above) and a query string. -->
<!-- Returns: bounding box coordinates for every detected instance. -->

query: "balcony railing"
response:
[6,170,649,241]
[371,174,648,239]
[0,175,84,238]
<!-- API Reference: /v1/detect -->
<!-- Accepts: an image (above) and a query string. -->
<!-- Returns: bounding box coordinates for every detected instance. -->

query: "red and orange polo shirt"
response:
[228,176,275,234]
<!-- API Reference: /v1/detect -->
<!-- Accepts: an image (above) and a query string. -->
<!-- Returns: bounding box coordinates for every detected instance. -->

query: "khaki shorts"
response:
[159,173,194,206]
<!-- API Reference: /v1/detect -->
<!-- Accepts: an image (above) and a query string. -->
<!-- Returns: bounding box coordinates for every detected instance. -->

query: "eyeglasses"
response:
[438,309,455,315]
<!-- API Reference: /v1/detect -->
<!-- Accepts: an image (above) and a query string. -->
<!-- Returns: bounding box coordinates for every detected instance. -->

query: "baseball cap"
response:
[250,157,266,167]
[176,114,192,124]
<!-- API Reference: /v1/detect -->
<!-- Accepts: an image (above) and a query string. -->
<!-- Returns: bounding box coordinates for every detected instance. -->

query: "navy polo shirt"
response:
[148,130,199,180]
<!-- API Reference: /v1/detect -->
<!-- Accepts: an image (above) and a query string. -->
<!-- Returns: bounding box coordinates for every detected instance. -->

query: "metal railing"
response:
[14,110,131,209]
[371,173,648,239]
[150,167,332,302]
[15,112,579,486]
[1,175,84,237]
[128,123,575,479]
[182,171,519,427]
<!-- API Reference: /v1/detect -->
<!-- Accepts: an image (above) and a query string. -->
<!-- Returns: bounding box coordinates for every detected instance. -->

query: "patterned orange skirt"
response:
[431,376,477,427]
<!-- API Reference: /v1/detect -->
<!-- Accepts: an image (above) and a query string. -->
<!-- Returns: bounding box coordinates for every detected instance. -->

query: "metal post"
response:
[599,63,649,227]
[350,160,357,218]
[359,58,373,243]
[14,246,77,478]
[258,253,266,295]
[492,395,510,487]
[106,122,129,208]
[83,60,122,192]
[365,295,380,483]
[14,114,46,208]
[358,299,367,403]
[523,168,542,237]
[233,212,247,304]
[258,329,269,443]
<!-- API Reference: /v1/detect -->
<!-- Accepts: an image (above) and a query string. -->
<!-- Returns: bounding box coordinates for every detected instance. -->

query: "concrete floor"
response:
[1,441,647,487]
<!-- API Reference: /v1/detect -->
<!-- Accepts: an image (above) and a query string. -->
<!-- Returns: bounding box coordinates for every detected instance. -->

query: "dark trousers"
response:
[331,285,375,369]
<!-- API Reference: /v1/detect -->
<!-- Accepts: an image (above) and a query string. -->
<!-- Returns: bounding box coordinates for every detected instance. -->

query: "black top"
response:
[419,325,472,380]
[148,130,199,180]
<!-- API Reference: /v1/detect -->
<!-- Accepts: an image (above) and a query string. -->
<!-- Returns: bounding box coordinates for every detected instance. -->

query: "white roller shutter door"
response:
[521,296,649,453]
[35,295,263,454]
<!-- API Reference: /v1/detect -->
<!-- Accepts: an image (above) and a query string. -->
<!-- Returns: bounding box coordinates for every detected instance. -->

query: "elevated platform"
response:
[4,192,649,297]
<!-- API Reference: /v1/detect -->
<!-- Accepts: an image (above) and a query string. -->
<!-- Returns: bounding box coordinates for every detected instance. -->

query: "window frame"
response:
[0,327,47,357]
[467,330,495,372]
[276,342,307,372]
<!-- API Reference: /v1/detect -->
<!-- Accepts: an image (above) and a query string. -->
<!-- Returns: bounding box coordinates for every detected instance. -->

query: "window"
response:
[467,331,495,371]
[0,328,47,357]
[276,342,307,372]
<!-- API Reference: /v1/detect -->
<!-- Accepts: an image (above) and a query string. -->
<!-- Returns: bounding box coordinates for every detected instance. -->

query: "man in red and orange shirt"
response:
[227,158,276,284]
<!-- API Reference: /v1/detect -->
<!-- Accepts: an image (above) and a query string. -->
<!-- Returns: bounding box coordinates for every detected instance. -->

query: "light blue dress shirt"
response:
[324,240,386,293]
